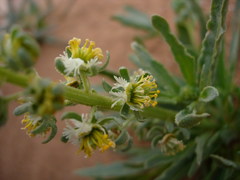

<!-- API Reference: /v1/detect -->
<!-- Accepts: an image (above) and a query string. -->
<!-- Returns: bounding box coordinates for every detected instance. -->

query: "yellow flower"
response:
[111,69,160,111]
[79,129,116,157]
[67,38,103,62]
[21,114,49,137]
[63,115,115,157]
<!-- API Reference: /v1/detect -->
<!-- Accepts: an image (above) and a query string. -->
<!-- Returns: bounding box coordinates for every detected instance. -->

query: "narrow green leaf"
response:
[131,43,180,93]
[198,0,229,89]
[155,145,194,180]
[146,126,163,139]
[119,67,130,82]
[99,69,119,81]
[120,103,130,118]
[120,137,133,152]
[115,130,129,146]
[42,120,57,144]
[151,134,162,148]
[199,86,219,103]
[112,5,155,32]
[75,162,143,178]
[195,133,211,165]
[13,102,32,116]
[152,15,196,86]
[61,111,82,121]
[175,108,209,128]
[99,51,110,72]
[61,135,68,143]
[144,154,174,169]
[187,159,199,178]
[55,57,67,76]
[210,154,239,169]
[102,80,112,93]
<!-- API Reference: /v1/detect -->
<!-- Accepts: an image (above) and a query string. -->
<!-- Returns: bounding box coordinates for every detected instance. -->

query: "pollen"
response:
[127,72,160,110]
[67,37,103,62]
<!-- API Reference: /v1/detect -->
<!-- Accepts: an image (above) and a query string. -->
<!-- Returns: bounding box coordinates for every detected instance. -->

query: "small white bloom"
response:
[112,76,129,89]
[59,52,84,77]
[63,115,93,145]
[86,57,102,68]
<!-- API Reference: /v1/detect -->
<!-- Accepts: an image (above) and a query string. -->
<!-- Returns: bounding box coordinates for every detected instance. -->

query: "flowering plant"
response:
[0,0,240,179]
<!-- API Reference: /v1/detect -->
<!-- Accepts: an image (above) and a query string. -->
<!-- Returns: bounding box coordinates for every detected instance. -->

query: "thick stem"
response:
[0,67,176,120]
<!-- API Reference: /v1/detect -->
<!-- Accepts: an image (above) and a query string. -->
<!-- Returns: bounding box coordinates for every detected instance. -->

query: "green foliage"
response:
[0,0,240,179]
[1,0,54,43]
[75,0,240,179]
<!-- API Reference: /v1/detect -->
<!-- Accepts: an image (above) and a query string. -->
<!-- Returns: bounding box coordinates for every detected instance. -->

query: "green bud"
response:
[1,27,40,72]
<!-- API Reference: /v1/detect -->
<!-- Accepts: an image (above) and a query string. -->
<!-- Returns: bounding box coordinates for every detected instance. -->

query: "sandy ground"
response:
[1,0,236,180]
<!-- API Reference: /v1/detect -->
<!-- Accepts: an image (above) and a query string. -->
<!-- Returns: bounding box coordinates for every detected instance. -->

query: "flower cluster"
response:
[110,69,160,111]
[62,114,115,157]
[21,114,49,137]
[56,38,103,77]
[158,133,185,156]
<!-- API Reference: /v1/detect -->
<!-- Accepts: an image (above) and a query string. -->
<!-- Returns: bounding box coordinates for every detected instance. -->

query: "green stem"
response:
[0,67,176,120]
[5,91,22,102]
[80,70,90,93]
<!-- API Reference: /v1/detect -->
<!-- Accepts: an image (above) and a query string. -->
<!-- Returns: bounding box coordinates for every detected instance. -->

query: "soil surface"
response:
[1,0,236,180]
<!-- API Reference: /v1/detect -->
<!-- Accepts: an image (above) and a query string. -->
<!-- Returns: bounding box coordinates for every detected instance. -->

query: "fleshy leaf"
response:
[197,0,228,89]
[152,15,196,86]
[210,154,239,169]
[102,80,112,93]
[119,67,130,82]
[199,86,219,103]
[131,43,180,94]
[61,112,82,122]
[13,102,32,116]
[175,108,209,128]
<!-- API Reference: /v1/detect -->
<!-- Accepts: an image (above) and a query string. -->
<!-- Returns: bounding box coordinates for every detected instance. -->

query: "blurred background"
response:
[0,0,216,180]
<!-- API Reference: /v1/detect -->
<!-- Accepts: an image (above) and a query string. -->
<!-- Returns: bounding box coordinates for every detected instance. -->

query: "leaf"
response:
[210,154,239,169]
[175,108,209,128]
[102,80,112,92]
[55,57,67,76]
[99,69,119,81]
[61,135,68,143]
[42,120,57,144]
[198,0,229,89]
[152,15,196,86]
[99,51,110,72]
[120,103,130,118]
[151,134,163,148]
[144,154,174,169]
[195,133,211,165]
[119,67,130,82]
[112,5,155,33]
[131,43,180,94]
[199,86,219,103]
[115,130,129,146]
[155,145,195,180]
[75,162,143,178]
[31,118,48,135]
[13,102,32,116]
[187,159,199,178]
[61,111,82,121]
